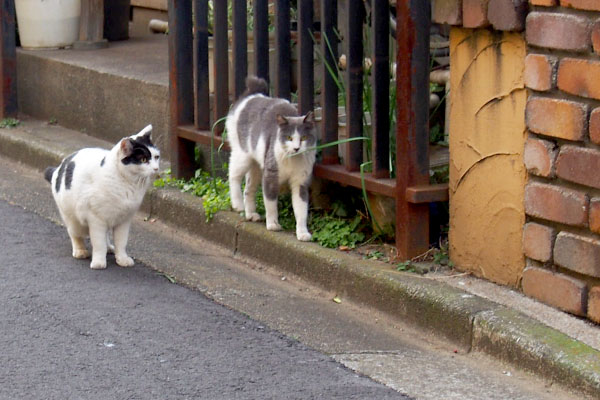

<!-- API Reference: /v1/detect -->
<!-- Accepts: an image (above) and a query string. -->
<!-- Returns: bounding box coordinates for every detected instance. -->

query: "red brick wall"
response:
[523,1,600,322]
[434,0,600,323]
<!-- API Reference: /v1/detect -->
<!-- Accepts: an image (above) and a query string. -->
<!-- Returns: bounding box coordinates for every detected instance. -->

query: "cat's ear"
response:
[120,138,134,156]
[303,111,315,126]
[276,114,289,126]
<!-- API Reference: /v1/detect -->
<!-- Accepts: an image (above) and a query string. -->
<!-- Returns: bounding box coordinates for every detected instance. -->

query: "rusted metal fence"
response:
[0,0,17,119]
[169,0,448,259]
[0,0,448,258]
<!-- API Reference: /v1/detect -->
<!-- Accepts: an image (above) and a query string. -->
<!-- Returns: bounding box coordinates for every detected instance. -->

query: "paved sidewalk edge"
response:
[1,125,599,397]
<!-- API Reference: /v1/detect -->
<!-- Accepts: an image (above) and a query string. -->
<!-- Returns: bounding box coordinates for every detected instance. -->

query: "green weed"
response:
[154,168,370,249]
[396,261,416,272]
[0,118,20,128]
[433,241,453,267]
[154,168,231,222]
[310,214,366,249]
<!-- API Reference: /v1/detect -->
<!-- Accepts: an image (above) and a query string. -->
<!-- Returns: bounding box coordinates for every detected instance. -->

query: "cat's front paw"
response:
[266,221,282,231]
[73,249,90,259]
[231,199,244,213]
[90,259,107,270]
[245,212,261,222]
[296,231,312,242]
[116,255,135,268]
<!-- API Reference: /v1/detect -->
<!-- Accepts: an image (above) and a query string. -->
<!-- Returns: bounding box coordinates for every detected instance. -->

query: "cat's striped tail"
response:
[44,167,56,183]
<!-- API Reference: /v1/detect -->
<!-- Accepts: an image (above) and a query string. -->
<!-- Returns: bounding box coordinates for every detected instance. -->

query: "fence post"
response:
[274,0,291,100]
[371,0,390,179]
[344,1,364,172]
[253,0,270,83]
[297,0,314,115]
[395,0,431,259]
[194,0,210,131]
[0,0,17,118]
[232,0,248,99]
[168,0,195,178]
[319,0,338,165]
[213,0,229,133]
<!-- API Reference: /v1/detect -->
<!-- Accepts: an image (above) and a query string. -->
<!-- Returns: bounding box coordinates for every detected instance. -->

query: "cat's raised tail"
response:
[44,167,56,183]
[243,76,269,98]
[136,124,153,138]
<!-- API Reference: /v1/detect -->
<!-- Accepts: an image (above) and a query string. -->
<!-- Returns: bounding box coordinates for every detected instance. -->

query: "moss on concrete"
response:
[473,308,600,396]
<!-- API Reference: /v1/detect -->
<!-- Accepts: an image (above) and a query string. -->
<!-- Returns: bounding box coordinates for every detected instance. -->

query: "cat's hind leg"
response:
[228,150,251,213]
[113,220,134,267]
[64,217,90,259]
[68,229,90,259]
[244,162,262,221]
[88,217,108,269]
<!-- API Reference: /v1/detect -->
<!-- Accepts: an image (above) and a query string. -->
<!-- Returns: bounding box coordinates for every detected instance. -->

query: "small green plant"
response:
[48,117,58,125]
[432,241,453,267]
[0,118,20,128]
[396,261,416,272]
[310,214,366,249]
[364,250,385,260]
[154,168,231,222]
[430,165,449,184]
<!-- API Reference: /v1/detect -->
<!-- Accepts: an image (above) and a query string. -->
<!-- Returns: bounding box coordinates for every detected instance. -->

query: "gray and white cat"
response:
[226,76,317,241]
[44,125,160,269]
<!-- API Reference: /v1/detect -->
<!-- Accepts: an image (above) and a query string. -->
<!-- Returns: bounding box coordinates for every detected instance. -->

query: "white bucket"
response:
[16,0,81,49]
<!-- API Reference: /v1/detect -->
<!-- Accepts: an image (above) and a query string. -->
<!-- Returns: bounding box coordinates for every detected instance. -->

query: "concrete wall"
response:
[449,28,527,286]
[16,39,169,157]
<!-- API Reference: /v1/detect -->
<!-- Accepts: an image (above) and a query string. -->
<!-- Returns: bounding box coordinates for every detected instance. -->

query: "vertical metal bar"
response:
[0,0,17,118]
[232,0,248,99]
[345,1,363,172]
[320,0,338,165]
[297,0,314,115]
[253,0,270,82]
[169,0,196,178]
[275,0,291,100]
[371,0,389,178]
[395,0,431,259]
[213,0,229,133]
[194,0,210,130]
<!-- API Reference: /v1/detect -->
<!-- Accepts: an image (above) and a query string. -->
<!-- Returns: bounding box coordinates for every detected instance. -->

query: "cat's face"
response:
[276,112,317,156]
[119,125,160,178]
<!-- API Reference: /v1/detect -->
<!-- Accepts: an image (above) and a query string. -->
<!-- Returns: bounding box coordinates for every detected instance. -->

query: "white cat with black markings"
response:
[44,125,160,269]
[226,76,317,241]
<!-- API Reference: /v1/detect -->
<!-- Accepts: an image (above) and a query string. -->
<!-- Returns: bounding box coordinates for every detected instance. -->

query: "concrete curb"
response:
[1,121,599,397]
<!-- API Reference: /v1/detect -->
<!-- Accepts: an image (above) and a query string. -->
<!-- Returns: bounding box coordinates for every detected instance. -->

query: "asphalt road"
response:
[0,156,582,400]
[0,199,405,399]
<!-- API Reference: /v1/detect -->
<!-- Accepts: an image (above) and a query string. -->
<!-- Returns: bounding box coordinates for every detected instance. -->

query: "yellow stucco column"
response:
[449,28,527,286]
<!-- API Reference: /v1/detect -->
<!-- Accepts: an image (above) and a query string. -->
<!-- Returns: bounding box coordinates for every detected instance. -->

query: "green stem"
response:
[360,161,383,234]
[287,136,369,158]
[210,116,228,189]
